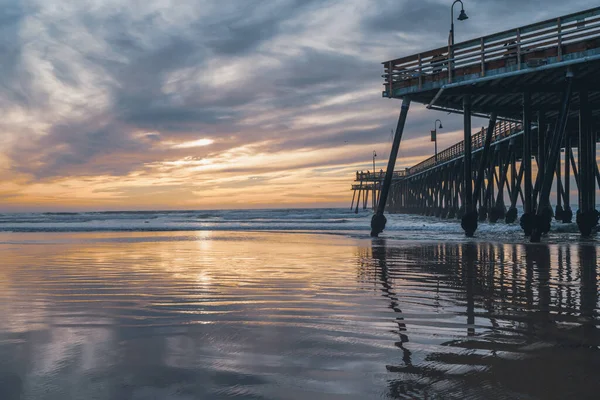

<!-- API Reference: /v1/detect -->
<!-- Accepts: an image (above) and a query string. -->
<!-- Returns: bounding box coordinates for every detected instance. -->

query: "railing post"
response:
[388,61,394,98]
[516,28,521,70]
[418,53,423,90]
[448,42,453,83]
[473,113,498,210]
[480,38,485,77]
[557,17,562,61]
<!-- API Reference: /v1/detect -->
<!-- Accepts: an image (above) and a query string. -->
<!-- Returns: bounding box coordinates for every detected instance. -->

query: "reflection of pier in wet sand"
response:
[1,232,599,399]
[361,240,600,399]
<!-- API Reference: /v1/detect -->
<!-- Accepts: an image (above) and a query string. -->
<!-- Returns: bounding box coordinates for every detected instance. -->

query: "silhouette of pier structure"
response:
[362,6,600,242]
[360,240,600,398]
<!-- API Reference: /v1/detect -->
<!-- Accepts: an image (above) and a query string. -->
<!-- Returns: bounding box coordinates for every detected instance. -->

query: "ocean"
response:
[0,209,599,399]
[0,207,587,243]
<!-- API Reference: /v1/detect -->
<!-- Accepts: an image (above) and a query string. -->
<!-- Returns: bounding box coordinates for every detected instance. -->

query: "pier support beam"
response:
[531,73,573,242]
[506,140,519,223]
[371,98,411,237]
[538,112,547,184]
[576,89,599,236]
[472,113,498,224]
[520,92,534,236]
[461,95,477,237]
[491,147,510,222]
[535,111,554,233]
[555,148,564,221]
[563,137,573,222]
[533,112,547,211]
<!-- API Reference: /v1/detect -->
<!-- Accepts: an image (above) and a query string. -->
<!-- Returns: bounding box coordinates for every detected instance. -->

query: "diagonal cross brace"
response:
[472,113,498,206]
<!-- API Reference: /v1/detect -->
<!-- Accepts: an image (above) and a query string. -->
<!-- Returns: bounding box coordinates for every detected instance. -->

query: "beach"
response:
[1,223,599,399]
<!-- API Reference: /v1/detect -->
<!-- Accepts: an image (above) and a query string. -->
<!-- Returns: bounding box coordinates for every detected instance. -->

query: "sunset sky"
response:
[1,0,597,211]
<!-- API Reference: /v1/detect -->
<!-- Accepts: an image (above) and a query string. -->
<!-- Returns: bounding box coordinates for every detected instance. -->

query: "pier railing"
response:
[405,120,521,176]
[383,6,600,95]
[354,119,521,182]
[355,170,406,182]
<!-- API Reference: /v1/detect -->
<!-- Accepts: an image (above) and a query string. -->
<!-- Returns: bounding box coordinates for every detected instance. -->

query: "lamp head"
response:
[458,9,469,21]
[438,123,443,129]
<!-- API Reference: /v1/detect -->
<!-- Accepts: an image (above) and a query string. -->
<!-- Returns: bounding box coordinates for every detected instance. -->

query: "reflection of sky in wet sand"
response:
[0,232,599,399]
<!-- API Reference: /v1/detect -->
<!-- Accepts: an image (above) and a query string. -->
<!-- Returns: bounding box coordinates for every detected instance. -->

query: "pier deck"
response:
[383,7,600,123]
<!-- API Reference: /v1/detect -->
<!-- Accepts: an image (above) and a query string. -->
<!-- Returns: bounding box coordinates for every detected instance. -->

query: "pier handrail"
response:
[406,120,521,176]
[383,7,600,92]
[352,121,520,185]
[355,170,405,182]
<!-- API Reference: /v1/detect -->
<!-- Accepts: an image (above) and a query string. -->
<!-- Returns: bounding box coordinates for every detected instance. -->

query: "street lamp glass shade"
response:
[438,123,443,129]
[457,9,468,21]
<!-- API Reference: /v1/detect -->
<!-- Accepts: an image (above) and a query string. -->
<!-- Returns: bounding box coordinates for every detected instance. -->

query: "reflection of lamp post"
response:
[431,119,443,162]
[373,150,377,209]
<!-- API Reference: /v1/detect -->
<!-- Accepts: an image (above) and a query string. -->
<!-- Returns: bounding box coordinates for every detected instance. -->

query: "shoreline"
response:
[0,228,597,247]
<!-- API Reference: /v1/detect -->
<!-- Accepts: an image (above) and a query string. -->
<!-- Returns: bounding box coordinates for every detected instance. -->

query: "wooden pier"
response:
[363,6,600,241]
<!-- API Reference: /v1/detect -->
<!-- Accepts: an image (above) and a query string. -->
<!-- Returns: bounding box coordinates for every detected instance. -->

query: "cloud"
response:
[0,0,34,110]
[362,0,449,36]
[170,139,214,149]
[10,119,151,178]
[0,0,596,210]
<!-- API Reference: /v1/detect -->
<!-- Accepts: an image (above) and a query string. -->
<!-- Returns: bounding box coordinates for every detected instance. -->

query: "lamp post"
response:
[449,1,468,80]
[450,0,469,47]
[372,150,377,174]
[431,119,443,162]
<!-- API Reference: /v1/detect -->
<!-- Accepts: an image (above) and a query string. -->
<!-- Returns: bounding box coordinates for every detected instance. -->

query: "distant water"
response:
[0,231,599,399]
[0,208,589,243]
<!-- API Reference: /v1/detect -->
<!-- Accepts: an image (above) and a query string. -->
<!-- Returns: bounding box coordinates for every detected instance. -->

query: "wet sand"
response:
[0,231,599,399]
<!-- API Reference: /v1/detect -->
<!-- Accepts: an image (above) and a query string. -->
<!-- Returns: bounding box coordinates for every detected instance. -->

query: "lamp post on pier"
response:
[450,0,469,47]
[431,119,443,162]
[449,0,469,80]
[372,150,377,174]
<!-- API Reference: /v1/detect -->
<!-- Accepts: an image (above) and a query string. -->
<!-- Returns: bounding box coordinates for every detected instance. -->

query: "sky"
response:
[0,0,597,211]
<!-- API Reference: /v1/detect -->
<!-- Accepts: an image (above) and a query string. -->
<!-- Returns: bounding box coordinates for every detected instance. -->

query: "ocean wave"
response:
[0,208,591,241]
